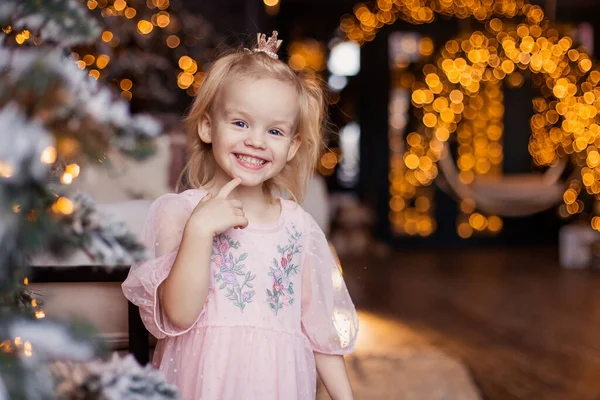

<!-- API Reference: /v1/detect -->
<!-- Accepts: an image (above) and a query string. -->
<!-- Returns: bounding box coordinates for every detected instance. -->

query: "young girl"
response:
[122,32,359,400]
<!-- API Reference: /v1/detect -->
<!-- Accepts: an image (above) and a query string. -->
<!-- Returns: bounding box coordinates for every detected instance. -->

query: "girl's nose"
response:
[244,130,266,149]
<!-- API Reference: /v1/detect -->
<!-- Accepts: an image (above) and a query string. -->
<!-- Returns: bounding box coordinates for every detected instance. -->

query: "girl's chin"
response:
[233,176,267,187]
[225,170,268,187]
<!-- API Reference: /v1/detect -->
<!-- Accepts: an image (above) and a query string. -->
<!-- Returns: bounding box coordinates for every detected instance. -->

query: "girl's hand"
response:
[186,178,248,237]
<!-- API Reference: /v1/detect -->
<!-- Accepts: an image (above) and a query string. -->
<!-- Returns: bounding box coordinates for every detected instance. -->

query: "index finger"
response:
[216,178,242,199]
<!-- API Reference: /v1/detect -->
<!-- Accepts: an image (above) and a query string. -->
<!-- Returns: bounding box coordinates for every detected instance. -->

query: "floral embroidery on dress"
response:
[266,226,302,315]
[212,234,255,311]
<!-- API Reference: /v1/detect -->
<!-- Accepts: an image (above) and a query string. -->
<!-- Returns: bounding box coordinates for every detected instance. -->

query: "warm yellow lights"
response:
[65,164,80,178]
[61,173,73,184]
[341,0,529,45]
[0,161,13,178]
[166,35,180,48]
[96,54,110,69]
[120,78,133,91]
[15,30,30,45]
[264,0,279,6]
[321,152,338,169]
[124,7,137,18]
[113,0,126,12]
[120,91,133,101]
[153,0,170,10]
[88,69,100,80]
[178,56,193,71]
[317,149,341,176]
[177,72,194,89]
[23,341,32,357]
[52,197,74,215]
[176,56,202,91]
[156,13,170,28]
[40,146,57,164]
[137,20,153,35]
[101,31,113,42]
[287,40,327,73]
[61,164,80,184]
[82,54,95,66]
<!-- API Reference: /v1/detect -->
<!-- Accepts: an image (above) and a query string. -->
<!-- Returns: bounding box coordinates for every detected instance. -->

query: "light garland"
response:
[339,0,526,45]
[405,7,597,234]
[80,0,208,97]
[341,1,598,236]
[388,34,437,236]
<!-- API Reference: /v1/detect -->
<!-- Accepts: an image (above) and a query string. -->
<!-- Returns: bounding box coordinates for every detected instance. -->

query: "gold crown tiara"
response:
[252,31,283,59]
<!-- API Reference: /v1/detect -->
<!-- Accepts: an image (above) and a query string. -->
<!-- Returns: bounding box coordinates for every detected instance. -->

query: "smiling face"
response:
[198,76,301,189]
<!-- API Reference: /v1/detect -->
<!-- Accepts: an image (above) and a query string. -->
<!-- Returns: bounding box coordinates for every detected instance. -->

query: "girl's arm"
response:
[314,352,353,400]
[159,227,213,330]
[159,178,247,330]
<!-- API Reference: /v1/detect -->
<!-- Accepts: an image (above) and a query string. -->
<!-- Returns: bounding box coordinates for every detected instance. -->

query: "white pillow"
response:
[71,135,172,202]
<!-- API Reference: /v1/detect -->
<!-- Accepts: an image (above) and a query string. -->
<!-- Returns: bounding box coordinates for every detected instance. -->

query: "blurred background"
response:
[7,0,600,398]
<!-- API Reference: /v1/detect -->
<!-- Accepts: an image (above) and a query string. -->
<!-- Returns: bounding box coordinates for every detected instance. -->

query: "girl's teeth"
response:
[236,155,265,165]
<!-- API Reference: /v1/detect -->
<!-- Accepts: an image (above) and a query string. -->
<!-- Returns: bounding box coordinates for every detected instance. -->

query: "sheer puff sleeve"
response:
[301,213,359,355]
[122,193,202,339]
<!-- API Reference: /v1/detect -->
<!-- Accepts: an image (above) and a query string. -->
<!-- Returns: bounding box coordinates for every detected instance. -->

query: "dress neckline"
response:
[243,197,285,233]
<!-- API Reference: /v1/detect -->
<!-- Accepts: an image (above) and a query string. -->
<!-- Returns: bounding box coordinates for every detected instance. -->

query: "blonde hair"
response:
[177,47,325,204]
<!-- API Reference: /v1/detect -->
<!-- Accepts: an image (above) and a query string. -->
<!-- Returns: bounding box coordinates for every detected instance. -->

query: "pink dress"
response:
[122,188,359,400]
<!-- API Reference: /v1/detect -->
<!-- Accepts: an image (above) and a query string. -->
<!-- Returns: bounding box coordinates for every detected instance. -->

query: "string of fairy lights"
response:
[6,0,205,99]
[86,0,207,97]
[339,0,600,237]
[410,9,597,237]
[340,0,526,45]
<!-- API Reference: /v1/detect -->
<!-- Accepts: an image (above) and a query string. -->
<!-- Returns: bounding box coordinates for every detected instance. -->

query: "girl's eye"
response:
[268,129,282,136]
[234,121,247,128]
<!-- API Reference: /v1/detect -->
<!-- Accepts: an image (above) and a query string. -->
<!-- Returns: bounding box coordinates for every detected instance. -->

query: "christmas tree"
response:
[74,0,222,113]
[0,1,178,398]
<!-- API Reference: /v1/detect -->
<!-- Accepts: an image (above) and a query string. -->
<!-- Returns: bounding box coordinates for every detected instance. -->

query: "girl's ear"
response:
[287,133,302,162]
[198,114,212,144]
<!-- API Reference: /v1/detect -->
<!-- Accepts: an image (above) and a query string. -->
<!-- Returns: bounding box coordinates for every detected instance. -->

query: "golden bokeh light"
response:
[96,54,110,69]
[177,72,194,89]
[61,172,73,185]
[178,55,193,71]
[101,31,113,42]
[113,0,126,12]
[137,20,154,35]
[156,12,171,28]
[287,40,327,73]
[166,35,180,48]
[88,69,100,80]
[124,7,137,18]
[65,164,80,178]
[52,197,74,215]
[120,79,133,91]
[120,90,133,101]
[40,146,57,164]
[0,161,13,178]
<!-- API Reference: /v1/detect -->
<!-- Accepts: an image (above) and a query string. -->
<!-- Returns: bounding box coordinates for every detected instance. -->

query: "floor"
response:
[340,246,600,400]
